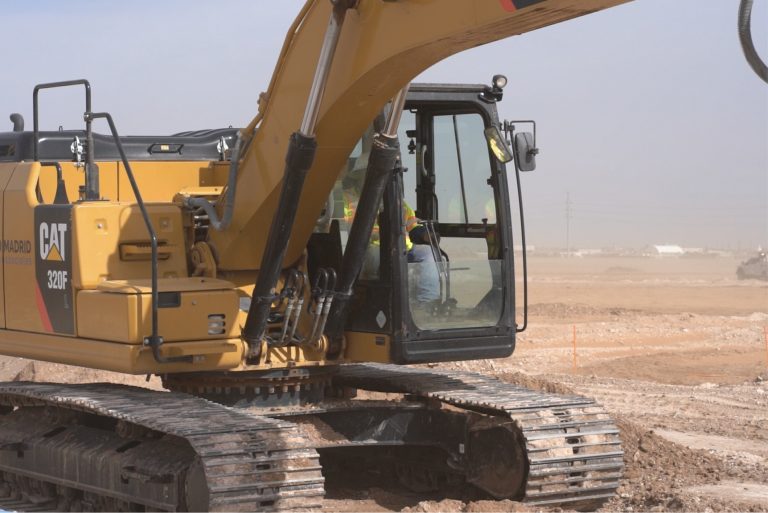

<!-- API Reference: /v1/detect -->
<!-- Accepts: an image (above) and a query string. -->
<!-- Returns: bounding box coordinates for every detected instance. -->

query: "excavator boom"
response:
[209,0,630,271]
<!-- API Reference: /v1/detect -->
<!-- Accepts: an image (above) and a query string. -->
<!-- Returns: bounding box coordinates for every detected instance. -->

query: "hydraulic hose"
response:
[738,0,768,84]
[185,135,242,231]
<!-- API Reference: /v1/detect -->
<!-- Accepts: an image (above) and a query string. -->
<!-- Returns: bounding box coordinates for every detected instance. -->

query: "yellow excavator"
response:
[0,0,764,511]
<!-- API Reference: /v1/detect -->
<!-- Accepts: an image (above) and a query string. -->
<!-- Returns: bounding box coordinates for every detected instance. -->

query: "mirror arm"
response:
[504,119,537,149]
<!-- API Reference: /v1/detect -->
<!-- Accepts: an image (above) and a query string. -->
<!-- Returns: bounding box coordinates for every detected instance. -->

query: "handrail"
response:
[87,111,192,364]
[512,155,528,333]
[504,120,535,333]
[33,80,99,200]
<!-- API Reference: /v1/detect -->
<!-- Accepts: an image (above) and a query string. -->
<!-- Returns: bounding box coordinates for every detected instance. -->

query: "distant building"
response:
[571,248,603,257]
[646,244,685,257]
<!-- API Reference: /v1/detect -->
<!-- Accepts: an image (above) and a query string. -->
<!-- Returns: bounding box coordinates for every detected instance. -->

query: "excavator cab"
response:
[325,83,523,365]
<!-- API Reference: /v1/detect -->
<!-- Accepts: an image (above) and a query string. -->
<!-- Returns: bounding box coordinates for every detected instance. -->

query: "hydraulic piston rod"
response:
[243,0,356,355]
[324,85,409,355]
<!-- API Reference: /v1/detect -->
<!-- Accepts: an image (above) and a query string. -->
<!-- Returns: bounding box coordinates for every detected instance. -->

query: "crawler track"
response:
[0,367,621,511]
[335,363,623,510]
[0,383,324,511]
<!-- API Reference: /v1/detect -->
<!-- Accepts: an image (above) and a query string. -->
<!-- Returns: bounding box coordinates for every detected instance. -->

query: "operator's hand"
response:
[409,225,430,245]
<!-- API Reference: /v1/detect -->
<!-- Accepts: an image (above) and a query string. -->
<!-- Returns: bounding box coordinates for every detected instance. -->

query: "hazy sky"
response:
[3,0,766,249]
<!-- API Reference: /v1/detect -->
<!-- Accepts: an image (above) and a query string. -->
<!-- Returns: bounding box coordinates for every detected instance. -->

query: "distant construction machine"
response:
[737,252,768,281]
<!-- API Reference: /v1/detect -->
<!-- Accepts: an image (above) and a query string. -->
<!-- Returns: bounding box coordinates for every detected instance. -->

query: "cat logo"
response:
[39,222,68,262]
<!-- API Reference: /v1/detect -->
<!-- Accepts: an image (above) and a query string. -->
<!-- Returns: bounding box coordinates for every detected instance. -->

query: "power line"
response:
[565,192,572,256]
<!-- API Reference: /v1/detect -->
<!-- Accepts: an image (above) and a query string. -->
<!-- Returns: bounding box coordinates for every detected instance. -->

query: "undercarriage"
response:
[0,364,622,511]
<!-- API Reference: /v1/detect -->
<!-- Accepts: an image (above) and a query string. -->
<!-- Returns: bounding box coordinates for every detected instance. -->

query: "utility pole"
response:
[565,192,572,257]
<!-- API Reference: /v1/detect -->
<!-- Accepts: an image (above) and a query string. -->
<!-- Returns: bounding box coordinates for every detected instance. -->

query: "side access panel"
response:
[4,163,51,333]
[0,163,20,329]
[3,163,79,335]
[77,279,240,344]
[71,203,188,289]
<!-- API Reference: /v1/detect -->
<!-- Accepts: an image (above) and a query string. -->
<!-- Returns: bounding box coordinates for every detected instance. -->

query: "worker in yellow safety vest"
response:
[342,173,438,302]
[343,191,418,250]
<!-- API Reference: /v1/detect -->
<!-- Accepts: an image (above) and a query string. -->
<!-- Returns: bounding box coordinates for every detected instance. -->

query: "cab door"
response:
[390,103,517,364]
[330,93,518,365]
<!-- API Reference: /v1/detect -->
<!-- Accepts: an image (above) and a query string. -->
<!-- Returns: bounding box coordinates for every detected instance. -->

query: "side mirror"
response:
[513,132,538,172]
[484,127,513,164]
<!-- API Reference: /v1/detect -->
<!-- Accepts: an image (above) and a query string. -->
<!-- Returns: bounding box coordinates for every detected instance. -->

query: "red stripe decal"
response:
[34,283,54,332]
[499,0,517,12]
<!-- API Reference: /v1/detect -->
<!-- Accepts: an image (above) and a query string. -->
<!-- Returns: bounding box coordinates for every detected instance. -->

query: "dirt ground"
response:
[327,256,768,512]
[1,255,766,512]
